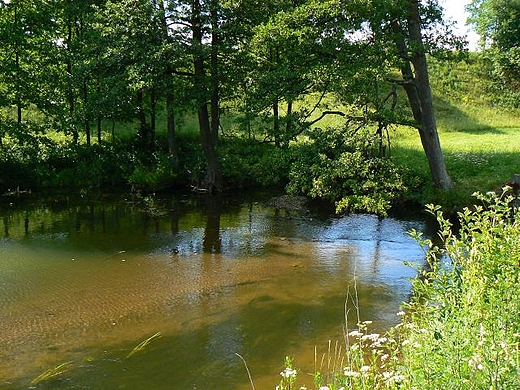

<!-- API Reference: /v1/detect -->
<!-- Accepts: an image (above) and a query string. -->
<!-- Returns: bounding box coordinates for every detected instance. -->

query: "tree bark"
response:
[83,80,90,146]
[192,0,222,192]
[273,99,280,147]
[393,0,454,190]
[157,0,179,169]
[165,77,179,169]
[286,99,293,138]
[13,2,22,125]
[66,20,78,143]
[150,87,156,148]
[136,88,148,144]
[210,0,220,145]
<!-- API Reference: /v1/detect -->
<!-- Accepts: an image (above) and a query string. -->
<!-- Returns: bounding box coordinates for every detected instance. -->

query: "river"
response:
[0,192,433,389]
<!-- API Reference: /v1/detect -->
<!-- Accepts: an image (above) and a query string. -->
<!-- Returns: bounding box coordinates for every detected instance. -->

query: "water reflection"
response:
[203,195,222,254]
[0,193,434,389]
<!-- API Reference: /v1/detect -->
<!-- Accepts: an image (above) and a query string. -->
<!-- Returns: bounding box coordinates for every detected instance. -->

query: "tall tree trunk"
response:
[13,2,22,125]
[66,22,78,144]
[83,80,90,146]
[286,99,293,138]
[15,49,22,125]
[271,48,281,147]
[136,88,148,144]
[97,116,102,144]
[393,1,454,190]
[192,0,222,192]
[273,100,280,147]
[210,0,220,145]
[150,87,156,148]
[165,81,179,169]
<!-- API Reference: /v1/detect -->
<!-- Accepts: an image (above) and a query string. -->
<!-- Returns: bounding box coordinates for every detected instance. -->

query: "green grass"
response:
[391,91,520,210]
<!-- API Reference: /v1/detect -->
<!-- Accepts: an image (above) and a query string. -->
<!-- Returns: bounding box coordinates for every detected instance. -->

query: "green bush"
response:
[286,125,408,215]
[219,138,290,188]
[127,151,178,191]
[400,192,520,389]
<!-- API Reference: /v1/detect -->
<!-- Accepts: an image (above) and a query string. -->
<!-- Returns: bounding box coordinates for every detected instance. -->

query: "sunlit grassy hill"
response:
[392,55,520,209]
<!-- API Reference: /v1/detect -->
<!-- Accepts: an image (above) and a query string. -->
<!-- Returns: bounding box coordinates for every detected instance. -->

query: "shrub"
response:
[286,126,408,215]
[400,191,520,389]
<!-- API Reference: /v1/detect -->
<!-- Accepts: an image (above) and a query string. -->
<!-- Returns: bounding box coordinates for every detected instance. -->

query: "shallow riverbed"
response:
[0,192,432,389]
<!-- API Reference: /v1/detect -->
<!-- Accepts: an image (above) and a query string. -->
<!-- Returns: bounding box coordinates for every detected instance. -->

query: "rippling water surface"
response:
[0,193,432,389]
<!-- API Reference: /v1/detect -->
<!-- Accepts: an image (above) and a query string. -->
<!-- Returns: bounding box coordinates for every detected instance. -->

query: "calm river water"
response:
[0,192,433,389]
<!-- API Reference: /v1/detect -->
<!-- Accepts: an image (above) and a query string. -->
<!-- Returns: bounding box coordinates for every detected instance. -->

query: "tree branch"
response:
[308,110,347,126]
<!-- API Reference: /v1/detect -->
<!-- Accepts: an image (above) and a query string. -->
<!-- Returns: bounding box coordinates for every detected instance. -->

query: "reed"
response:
[126,332,162,359]
[29,361,74,386]
[235,353,256,390]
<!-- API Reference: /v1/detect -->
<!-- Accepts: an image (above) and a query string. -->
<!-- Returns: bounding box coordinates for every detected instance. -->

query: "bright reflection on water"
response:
[0,193,433,389]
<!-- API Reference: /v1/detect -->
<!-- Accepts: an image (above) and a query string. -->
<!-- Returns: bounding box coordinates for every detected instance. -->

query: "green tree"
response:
[97,0,166,147]
[0,0,55,126]
[246,0,455,189]
[467,0,520,50]
[467,0,520,105]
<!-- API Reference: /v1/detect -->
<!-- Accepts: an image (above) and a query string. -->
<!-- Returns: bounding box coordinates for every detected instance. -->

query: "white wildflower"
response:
[361,333,380,342]
[371,336,388,347]
[468,355,484,371]
[360,365,371,374]
[383,371,406,384]
[396,311,406,316]
[343,369,361,377]
[348,330,364,338]
[280,367,297,378]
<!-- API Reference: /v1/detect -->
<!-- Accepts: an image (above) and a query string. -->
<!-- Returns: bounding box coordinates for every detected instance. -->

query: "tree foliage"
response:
[0,0,466,210]
[467,0,520,106]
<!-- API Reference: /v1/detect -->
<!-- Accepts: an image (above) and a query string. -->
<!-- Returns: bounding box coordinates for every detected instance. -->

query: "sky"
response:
[440,0,480,50]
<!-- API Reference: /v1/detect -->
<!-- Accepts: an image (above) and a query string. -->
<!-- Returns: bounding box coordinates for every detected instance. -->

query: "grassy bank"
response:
[391,55,520,210]
[276,191,520,390]
[393,124,520,210]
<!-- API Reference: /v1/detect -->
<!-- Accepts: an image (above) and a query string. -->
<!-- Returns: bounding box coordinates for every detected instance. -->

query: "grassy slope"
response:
[392,57,520,209]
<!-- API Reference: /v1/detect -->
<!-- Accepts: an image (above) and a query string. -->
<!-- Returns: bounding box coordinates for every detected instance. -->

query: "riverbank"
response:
[276,191,519,390]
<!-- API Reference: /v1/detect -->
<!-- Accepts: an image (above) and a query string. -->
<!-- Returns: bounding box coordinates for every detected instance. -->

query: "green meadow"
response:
[390,57,520,210]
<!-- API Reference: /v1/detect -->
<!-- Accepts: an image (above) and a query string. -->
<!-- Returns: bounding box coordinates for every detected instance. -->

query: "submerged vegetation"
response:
[275,191,520,389]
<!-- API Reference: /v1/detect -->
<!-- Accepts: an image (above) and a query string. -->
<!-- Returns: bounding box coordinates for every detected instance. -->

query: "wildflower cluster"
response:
[310,320,407,390]
[276,357,298,390]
